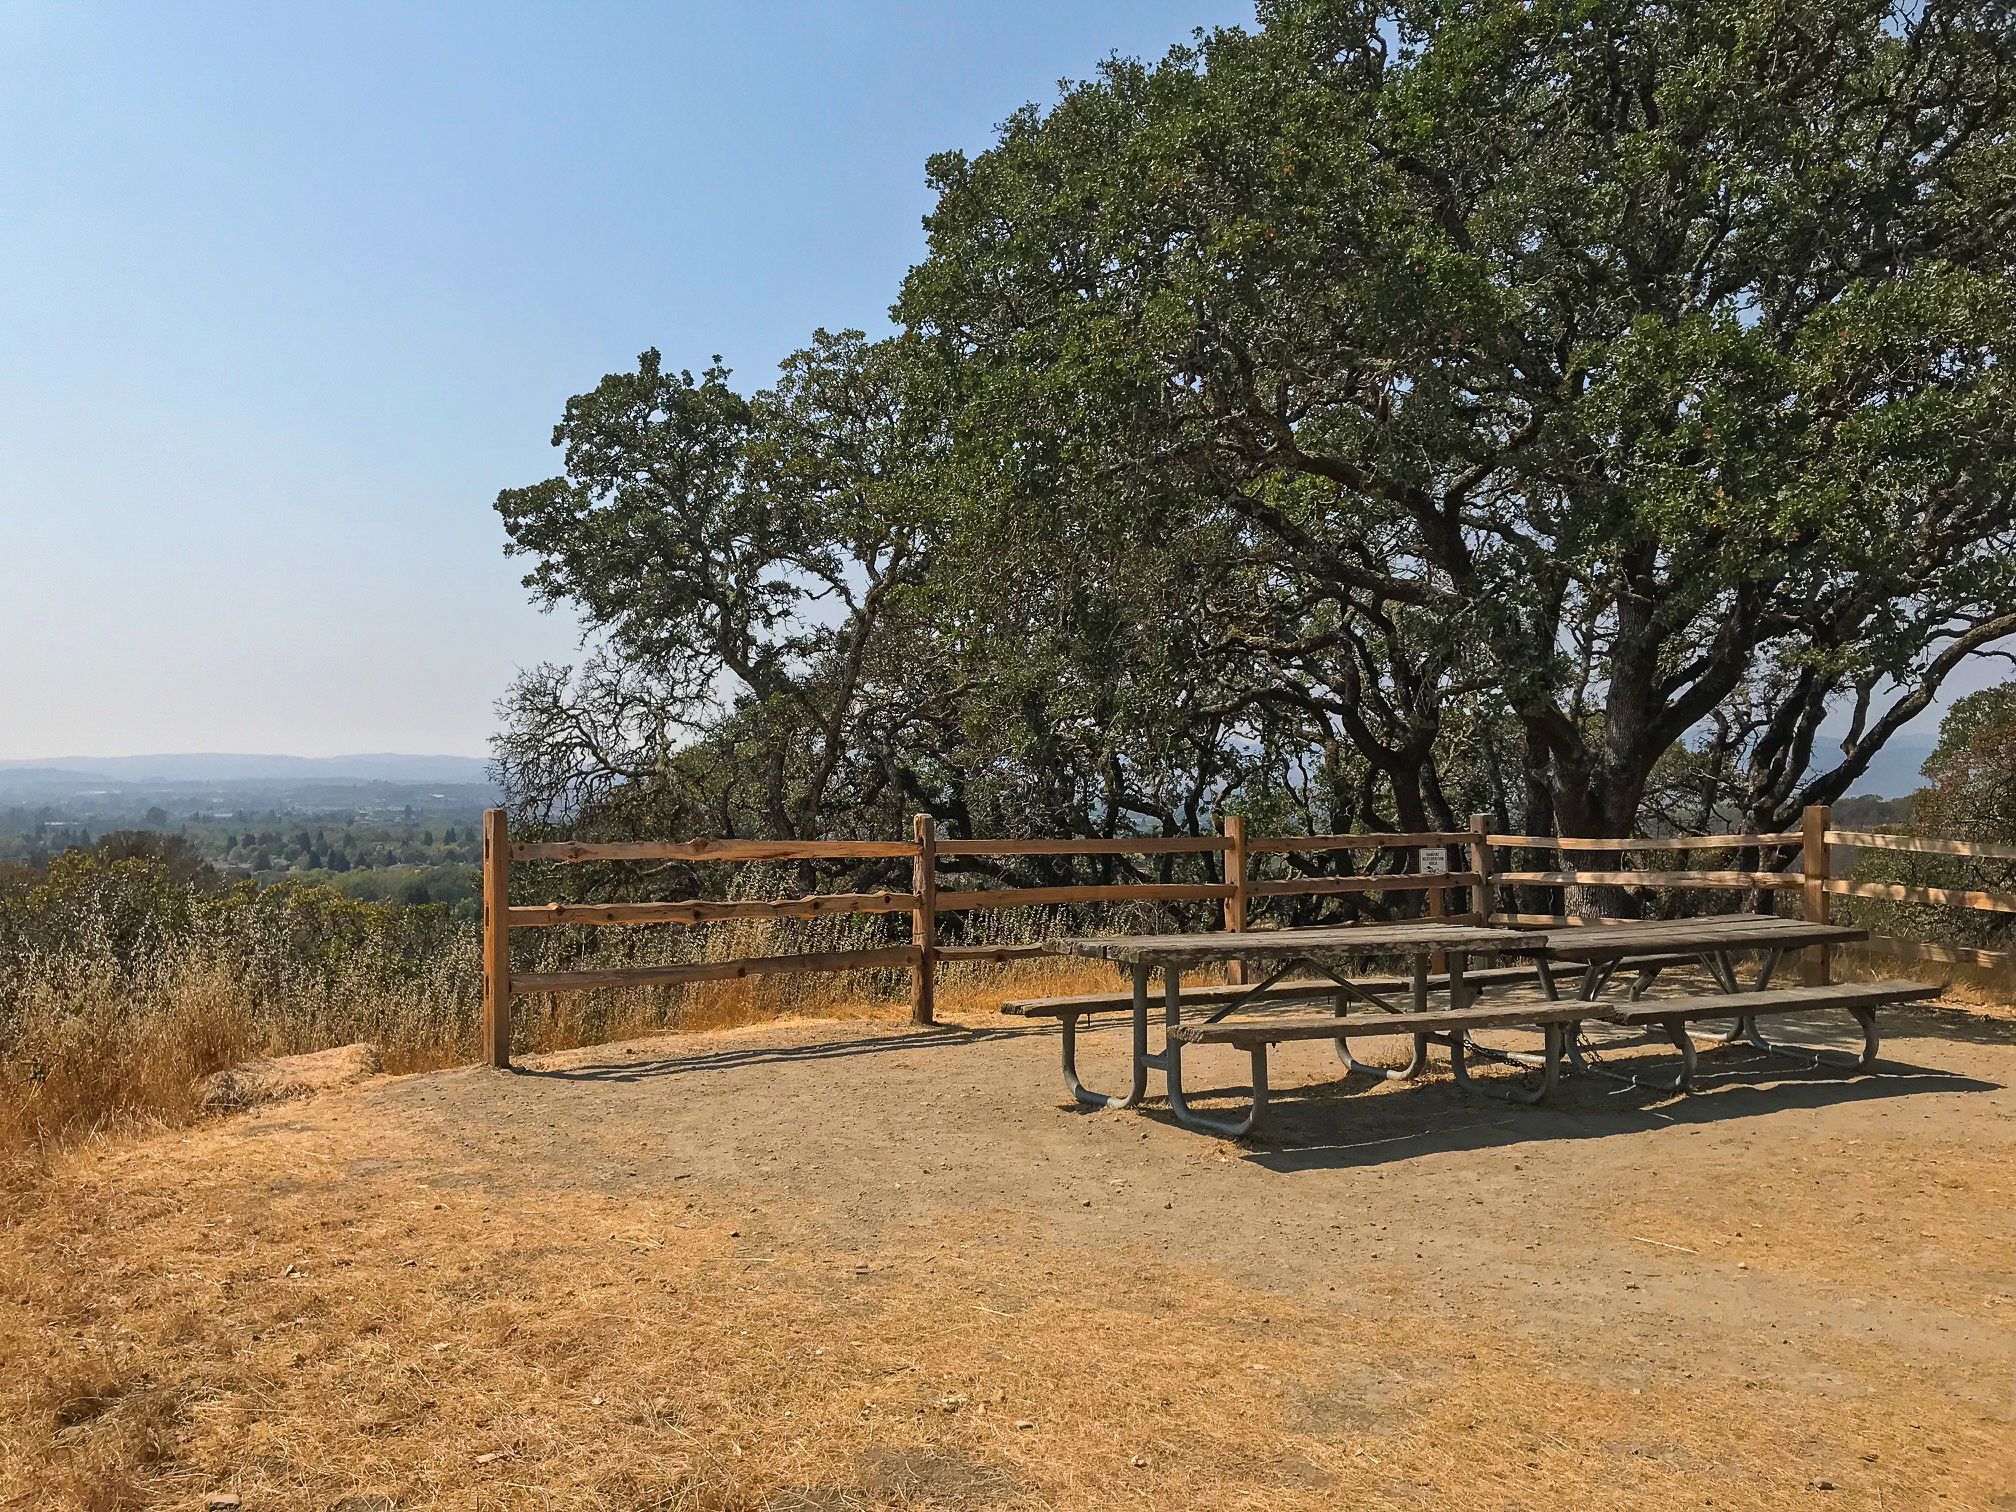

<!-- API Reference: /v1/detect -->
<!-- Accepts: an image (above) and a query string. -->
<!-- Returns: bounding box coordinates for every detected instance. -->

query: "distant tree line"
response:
[0,816,483,914]
[493,0,2016,902]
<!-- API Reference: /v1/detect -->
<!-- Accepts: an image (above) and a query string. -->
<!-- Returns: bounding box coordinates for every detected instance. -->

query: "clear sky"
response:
[0,0,1253,760]
[0,2,1996,792]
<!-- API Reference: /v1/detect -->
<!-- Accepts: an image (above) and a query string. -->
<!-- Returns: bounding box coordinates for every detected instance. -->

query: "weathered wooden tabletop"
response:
[1538,915,1868,961]
[1047,923,1552,966]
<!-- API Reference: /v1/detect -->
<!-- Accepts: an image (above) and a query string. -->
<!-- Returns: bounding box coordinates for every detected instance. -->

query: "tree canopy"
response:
[495,0,2016,876]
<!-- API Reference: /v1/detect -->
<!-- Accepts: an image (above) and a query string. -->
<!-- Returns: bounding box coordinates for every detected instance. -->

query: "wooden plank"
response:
[936,882,1234,913]
[1245,831,1472,853]
[480,808,512,1068]
[1854,934,2016,970]
[1823,878,2016,914]
[1600,980,1940,1024]
[1247,872,1482,898]
[1541,918,1868,961]
[911,813,937,1026]
[1003,978,1346,1017]
[1172,999,1593,1045]
[1048,922,1550,965]
[1491,912,1627,927]
[505,891,918,928]
[1001,961,1667,1016]
[1495,871,1800,889]
[934,835,1228,856]
[1827,830,2016,863]
[1176,980,1941,1046]
[1487,833,1803,851]
[513,945,921,994]
[511,836,915,863]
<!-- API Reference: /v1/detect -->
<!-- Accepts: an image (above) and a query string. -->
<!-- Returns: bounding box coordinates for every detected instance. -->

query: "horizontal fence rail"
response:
[1245,830,1472,852]
[1495,870,1801,890]
[1822,827,2016,972]
[1824,878,2016,915]
[474,804,2012,1066]
[513,946,922,994]
[936,882,1234,913]
[935,836,1229,857]
[1489,833,1803,851]
[1827,830,2016,862]
[512,836,917,863]
[505,892,920,929]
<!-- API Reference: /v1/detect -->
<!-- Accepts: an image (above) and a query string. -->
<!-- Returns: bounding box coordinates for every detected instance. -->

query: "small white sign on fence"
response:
[1420,847,1449,875]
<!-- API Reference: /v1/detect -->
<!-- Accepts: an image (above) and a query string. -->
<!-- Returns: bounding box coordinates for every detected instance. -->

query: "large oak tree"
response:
[897,0,2016,840]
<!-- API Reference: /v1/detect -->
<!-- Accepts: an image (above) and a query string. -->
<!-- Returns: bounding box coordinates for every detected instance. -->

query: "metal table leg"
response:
[1445,950,1562,1102]
[1330,955,1429,1082]
[1058,963,1149,1110]
[1160,965,1269,1137]
[1451,1020,1564,1104]
[1473,950,1579,1073]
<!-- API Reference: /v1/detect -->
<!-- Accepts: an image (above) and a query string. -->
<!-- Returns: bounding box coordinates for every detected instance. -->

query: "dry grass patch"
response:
[0,942,1134,1192]
[4,1066,2011,1512]
[1603,1134,2016,1315]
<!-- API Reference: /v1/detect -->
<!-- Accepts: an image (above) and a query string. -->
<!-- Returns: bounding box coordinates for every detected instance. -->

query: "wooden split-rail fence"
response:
[477,804,2016,1067]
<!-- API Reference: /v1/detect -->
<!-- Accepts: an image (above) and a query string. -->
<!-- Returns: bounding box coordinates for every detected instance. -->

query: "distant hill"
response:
[0,754,492,784]
[1849,736,1933,802]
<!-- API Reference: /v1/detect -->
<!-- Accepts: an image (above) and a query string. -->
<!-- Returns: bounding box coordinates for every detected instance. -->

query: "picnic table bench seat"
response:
[1166,979,1938,1113]
[1583,978,1940,1088]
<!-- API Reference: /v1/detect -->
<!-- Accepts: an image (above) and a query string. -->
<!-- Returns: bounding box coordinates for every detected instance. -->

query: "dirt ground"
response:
[5,987,2015,1511]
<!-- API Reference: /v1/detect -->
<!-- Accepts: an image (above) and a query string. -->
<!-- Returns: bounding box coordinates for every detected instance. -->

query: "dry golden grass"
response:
[1601,1133,2016,1315]
[5,1069,2010,1512]
[0,895,1141,1189]
[1835,945,2016,1020]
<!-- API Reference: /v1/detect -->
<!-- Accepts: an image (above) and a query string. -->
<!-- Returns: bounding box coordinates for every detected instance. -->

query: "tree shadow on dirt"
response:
[517,1018,1050,1084]
[1884,999,2016,1047]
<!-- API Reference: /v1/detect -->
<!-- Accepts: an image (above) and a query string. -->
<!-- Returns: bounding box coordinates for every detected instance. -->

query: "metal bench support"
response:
[1566,1015,1698,1092]
[1330,955,1430,1083]
[1449,1020,1565,1104]
[1721,1003,1880,1071]
[1160,968,1270,1137]
[1057,965,1151,1110]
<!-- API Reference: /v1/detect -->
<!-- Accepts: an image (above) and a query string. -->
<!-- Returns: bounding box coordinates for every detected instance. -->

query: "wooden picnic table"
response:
[1036,924,1553,1135]
[1017,915,1919,1135]
[1523,914,1875,1089]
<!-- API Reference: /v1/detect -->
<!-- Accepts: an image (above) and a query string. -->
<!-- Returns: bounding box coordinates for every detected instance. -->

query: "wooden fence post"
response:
[911,813,937,1025]
[480,807,513,1068]
[1221,813,1249,985]
[1467,813,1495,925]
[1802,802,1831,985]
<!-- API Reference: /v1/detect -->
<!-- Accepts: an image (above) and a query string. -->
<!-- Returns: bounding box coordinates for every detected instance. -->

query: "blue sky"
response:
[0,1,1252,760]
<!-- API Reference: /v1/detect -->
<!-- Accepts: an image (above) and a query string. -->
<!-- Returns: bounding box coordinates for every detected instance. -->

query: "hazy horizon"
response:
[0,741,1944,801]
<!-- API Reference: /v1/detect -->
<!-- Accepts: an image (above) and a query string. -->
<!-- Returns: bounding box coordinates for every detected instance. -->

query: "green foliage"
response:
[495,0,2016,874]
[0,850,470,1018]
[1841,680,2016,951]
[1917,683,2016,853]
[897,0,2016,836]
[493,331,946,847]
